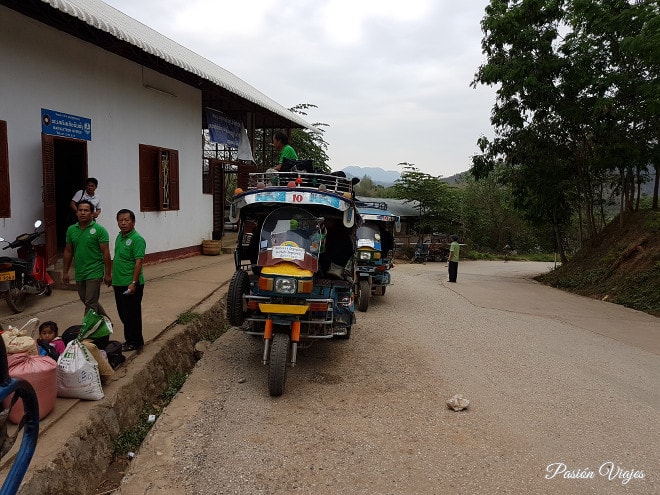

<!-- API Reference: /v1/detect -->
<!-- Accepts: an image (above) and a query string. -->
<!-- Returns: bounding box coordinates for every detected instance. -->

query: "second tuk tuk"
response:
[354,201,400,312]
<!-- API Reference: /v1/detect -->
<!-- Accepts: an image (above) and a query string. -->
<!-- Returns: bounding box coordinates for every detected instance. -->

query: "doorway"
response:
[54,139,87,249]
[41,135,87,263]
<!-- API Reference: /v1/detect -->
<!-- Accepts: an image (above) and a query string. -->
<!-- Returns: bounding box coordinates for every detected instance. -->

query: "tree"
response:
[251,104,331,172]
[288,104,331,173]
[472,0,659,260]
[391,163,458,237]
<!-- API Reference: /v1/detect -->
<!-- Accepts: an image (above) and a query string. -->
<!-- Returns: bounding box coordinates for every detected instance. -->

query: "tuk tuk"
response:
[354,201,400,312]
[226,169,360,396]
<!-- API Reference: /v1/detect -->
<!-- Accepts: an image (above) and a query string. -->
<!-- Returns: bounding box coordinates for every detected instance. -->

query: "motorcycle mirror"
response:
[34,220,42,229]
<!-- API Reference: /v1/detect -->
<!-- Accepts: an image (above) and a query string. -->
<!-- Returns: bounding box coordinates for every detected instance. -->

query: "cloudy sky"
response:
[104,0,496,177]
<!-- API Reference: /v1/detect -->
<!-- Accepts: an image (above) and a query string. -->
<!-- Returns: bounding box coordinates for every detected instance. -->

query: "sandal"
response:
[122,343,142,352]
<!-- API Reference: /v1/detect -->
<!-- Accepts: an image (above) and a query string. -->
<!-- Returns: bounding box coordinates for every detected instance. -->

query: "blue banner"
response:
[41,108,92,141]
[206,108,240,147]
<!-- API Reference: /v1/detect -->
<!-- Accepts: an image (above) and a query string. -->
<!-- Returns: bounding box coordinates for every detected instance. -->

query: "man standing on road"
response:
[447,234,460,283]
[62,200,112,317]
[112,209,146,352]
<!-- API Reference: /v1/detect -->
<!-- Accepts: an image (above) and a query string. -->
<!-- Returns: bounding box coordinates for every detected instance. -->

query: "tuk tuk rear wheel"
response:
[268,333,290,396]
[227,270,250,326]
[357,279,370,312]
[5,281,26,313]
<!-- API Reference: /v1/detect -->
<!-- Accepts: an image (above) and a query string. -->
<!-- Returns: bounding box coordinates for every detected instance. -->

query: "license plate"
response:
[0,271,16,282]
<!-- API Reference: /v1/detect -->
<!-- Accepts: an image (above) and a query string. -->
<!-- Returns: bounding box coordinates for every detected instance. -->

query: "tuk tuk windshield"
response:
[257,207,322,272]
[356,224,381,250]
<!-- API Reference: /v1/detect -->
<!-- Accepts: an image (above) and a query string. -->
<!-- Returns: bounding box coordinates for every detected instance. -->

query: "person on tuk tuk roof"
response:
[271,130,298,171]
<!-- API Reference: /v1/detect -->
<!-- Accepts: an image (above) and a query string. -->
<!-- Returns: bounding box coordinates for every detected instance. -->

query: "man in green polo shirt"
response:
[62,200,112,317]
[112,208,146,352]
[271,129,298,171]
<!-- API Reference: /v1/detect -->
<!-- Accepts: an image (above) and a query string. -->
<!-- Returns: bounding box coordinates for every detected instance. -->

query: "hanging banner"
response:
[206,108,240,147]
[41,108,92,141]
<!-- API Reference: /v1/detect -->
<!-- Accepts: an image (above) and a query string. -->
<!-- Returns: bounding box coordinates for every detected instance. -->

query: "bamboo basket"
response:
[201,239,222,256]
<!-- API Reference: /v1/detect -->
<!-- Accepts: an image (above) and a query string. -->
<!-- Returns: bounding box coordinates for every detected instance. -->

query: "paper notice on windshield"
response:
[357,239,375,248]
[272,244,305,261]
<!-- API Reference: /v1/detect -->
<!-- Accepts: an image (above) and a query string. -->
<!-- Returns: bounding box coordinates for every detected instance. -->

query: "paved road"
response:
[117,261,659,495]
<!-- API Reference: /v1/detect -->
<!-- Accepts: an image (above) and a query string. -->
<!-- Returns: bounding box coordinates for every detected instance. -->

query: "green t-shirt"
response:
[279,144,298,164]
[112,229,146,286]
[449,241,460,262]
[65,221,110,281]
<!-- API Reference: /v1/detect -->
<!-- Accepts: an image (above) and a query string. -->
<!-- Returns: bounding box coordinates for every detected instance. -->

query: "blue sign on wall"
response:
[41,108,92,141]
[205,108,240,147]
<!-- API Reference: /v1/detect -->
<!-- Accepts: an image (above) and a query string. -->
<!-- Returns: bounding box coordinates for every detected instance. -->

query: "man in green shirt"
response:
[271,129,298,171]
[62,200,112,316]
[112,209,146,351]
[447,234,460,283]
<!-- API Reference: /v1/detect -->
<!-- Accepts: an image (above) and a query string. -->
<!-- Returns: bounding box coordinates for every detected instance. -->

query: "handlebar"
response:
[2,231,44,250]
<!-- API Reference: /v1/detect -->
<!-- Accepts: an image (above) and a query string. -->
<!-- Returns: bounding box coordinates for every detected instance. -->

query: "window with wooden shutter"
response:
[0,121,10,217]
[139,144,180,212]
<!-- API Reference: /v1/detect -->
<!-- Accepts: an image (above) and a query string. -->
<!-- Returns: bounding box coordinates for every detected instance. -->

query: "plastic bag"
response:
[56,340,104,400]
[1,327,38,355]
[79,309,113,340]
[82,341,114,384]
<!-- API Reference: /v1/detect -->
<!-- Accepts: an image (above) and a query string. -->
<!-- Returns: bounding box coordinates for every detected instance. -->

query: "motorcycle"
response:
[0,220,54,313]
[411,241,429,264]
[354,201,400,312]
[226,168,360,396]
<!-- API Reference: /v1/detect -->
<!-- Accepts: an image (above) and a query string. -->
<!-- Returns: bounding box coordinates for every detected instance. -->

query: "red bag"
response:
[3,352,58,424]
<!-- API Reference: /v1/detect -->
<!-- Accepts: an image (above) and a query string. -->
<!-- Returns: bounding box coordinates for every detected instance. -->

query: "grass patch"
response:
[113,371,189,456]
[176,311,201,324]
[465,250,556,262]
[535,210,659,316]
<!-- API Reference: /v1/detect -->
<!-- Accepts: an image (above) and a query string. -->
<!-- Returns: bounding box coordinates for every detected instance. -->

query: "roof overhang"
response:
[1,0,317,131]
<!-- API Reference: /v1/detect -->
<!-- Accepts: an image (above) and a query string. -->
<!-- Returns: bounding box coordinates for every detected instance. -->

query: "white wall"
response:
[0,6,213,254]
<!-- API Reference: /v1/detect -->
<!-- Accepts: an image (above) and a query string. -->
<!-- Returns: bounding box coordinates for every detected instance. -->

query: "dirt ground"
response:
[115,261,658,495]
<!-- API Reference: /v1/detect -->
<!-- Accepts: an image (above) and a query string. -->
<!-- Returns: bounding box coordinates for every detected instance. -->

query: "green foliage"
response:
[113,372,189,456]
[113,405,155,456]
[611,266,660,313]
[162,372,189,403]
[392,162,459,235]
[536,209,660,315]
[177,311,201,324]
[353,175,396,198]
[473,0,659,261]
[288,104,331,173]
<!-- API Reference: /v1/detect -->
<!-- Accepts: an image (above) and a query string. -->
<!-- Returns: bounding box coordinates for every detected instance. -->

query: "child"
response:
[38,321,66,355]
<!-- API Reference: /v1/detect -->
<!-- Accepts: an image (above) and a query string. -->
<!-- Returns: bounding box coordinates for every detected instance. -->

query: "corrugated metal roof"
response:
[355,197,420,218]
[41,0,315,130]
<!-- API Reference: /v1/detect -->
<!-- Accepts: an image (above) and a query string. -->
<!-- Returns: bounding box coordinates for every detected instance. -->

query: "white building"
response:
[0,0,312,265]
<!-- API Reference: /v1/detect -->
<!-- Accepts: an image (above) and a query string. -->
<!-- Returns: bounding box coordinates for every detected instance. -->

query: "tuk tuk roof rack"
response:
[247,171,355,195]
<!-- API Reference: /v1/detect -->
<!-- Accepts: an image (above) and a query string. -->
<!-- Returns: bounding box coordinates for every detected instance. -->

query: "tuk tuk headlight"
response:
[274,278,297,294]
[358,251,371,261]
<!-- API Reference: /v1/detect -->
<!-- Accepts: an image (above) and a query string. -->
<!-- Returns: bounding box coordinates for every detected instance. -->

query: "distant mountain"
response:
[341,166,471,186]
[341,166,401,186]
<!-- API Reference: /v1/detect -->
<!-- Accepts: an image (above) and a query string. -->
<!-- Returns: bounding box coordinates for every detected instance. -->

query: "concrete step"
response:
[48,257,77,291]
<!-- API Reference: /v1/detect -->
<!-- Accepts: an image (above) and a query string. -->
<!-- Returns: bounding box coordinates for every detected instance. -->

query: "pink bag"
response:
[3,352,58,424]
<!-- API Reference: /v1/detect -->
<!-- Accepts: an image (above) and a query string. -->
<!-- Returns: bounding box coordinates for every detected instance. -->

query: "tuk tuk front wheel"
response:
[357,279,370,312]
[227,270,250,326]
[268,332,290,396]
